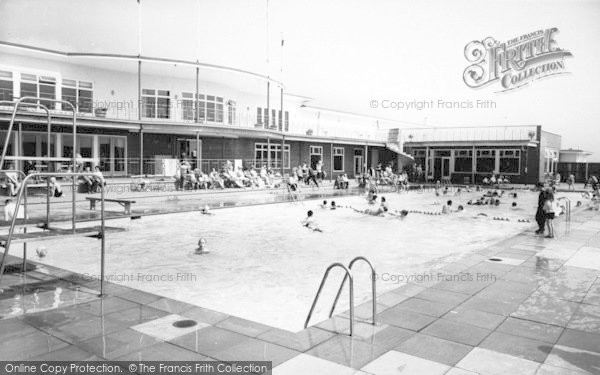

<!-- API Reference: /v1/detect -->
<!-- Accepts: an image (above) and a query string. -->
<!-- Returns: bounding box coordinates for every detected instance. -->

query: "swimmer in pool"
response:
[389,209,409,219]
[367,194,378,205]
[302,210,323,232]
[330,201,337,210]
[380,197,389,212]
[350,205,386,216]
[201,205,214,215]
[195,238,210,254]
[442,200,453,214]
[321,200,328,209]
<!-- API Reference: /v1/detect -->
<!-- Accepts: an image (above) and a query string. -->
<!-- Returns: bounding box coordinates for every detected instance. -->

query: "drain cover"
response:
[488,258,502,262]
[172,319,198,328]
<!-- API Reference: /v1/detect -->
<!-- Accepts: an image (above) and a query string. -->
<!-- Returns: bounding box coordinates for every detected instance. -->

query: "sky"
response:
[1,0,599,159]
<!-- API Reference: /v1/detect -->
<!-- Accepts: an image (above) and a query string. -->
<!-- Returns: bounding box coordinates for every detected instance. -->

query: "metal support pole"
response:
[22,184,27,272]
[196,132,200,170]
[472,145,476,184]
[17,123,22,173]
[281,134,285,177]
[196,67,200,122]
[267,138,271,168]
[364,144,368,175]
[139,127,144,175]
[330,142,334,182]
[266,81,270,129]
[72,113,77,232]
[100,177,106,296]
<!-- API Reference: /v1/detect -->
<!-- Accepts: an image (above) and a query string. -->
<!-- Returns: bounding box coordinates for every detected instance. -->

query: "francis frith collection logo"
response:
[463,28,573,92]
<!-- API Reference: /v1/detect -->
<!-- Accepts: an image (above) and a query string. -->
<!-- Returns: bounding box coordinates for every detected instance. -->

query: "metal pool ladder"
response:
[558,197,571,232]
[304,256,377,336]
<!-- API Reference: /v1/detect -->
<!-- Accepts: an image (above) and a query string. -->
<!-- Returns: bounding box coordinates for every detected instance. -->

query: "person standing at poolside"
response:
[49,177,63,198]
[567,174,575,190]
[535,185,547,235]
[543,191,556,238]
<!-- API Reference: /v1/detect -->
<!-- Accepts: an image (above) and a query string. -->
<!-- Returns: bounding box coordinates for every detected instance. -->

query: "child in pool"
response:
[302,210,323,232]
[321,200,328,209]
[195,238,210,254]
[442,200,453,214]
[330,201,337,210]
[368,194,378,205]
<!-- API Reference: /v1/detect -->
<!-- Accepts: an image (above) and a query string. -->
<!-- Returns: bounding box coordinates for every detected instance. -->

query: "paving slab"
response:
[455,347,541,375]
[305,334,388,369]
[479,331,553,363]
[361,350,450,375]
[421,319,492,346]
[495,317,564,344]
[395,333,473,366]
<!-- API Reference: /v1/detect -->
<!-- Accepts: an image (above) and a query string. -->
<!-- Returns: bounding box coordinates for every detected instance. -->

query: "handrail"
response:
[0,100,53,170]
[304,262,354,336]
[0,171,106,295]
[558,197,571,231]
[1,98,78,230]
[0,169,28,271]
[329,256,377,325]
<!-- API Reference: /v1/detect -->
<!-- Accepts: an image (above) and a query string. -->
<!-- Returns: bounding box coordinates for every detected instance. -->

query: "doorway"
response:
[354,148,364,177]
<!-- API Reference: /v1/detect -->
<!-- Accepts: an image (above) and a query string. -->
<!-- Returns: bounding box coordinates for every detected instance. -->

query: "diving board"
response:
[0,226,125,245]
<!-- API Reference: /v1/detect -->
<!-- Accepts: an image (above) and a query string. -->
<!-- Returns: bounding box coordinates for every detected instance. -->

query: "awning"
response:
[386,143,415,161]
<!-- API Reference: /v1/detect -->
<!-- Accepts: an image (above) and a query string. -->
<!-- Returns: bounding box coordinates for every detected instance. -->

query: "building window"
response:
[20,74,57,109]
[284,111,289,131]
[454,149,473,172]
[309,146,323,169]
[255,143,290,169]
[256,108,263,126]
[227,100,236,125]
[333,147,344,172]
[544,149,558,174]
[499,149,520,174]
[476,149,496,173]
[142,89,170,119]
[276,110,289,131]
[62,79,93,113]
[203,95,224,123]
[271,109,276,129]
[78,81,93,113]
[181,92,196,121]
[38,76,56,110]
[0,71,13,101]
[20,73,37,99]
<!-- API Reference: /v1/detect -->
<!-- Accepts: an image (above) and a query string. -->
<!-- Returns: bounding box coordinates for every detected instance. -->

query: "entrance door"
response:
[99,136,127,176]
[442,157,450,179]
[176,139,199,159]
[433,158,442,180]
[354,156,363,176]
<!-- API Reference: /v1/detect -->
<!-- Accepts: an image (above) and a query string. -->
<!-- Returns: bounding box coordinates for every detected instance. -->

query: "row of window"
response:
[0,71,269,128]
[253,144,346,172]
[256,107,290,131]
[0,71,94,112]
[412,148,522,174]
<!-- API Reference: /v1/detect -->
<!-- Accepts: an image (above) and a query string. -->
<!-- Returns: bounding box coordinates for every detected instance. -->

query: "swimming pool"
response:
[15,189,579,332]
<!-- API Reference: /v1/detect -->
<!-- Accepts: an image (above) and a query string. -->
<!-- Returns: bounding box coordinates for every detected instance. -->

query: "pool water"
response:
[17,189,578,332]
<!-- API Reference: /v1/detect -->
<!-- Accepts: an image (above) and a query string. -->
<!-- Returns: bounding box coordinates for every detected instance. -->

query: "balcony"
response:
[401,126,539,144]
[0,98,391,143]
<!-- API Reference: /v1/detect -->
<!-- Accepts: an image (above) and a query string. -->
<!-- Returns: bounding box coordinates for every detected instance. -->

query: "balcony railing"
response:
[401,126,538,143]
[0,100,391,143]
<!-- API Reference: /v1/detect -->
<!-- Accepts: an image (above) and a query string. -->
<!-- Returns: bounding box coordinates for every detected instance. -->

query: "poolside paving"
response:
[0,195,599,374]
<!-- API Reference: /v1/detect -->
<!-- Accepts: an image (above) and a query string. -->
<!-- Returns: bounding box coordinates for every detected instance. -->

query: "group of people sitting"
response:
[176,159,281,190]
[482,174,511,185]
